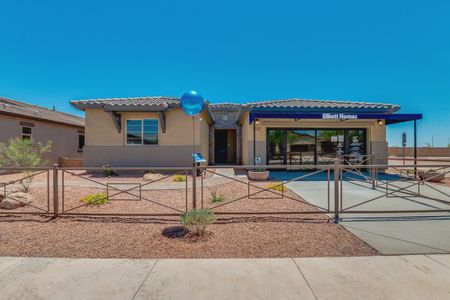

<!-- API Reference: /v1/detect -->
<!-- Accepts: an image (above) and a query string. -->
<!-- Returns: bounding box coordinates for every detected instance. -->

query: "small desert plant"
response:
[209,187,224,203]
[180,209,215,236]
[18,173,34,193]
[267,182,287,192]
[173,174,187,182]
[80,192,109,206]
[102,165,117,177]
[255,167,266,172]
[144,169,156,174]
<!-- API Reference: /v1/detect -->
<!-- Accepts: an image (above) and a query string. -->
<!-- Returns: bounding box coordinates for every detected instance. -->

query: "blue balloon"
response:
[180,91,205,116]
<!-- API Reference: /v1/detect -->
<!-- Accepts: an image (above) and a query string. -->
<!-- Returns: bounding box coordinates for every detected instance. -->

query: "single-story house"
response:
[70,96,422,167]
[0,97,85,164]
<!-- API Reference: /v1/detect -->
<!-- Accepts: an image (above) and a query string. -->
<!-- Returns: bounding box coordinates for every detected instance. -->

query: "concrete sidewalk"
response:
[286,180,450,255]
[1,255,450,300]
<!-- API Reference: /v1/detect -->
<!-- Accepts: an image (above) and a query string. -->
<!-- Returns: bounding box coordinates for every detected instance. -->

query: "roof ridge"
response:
[74,95,179,102]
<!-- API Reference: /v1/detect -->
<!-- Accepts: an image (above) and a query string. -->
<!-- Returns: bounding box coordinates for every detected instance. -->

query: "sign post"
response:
[402,132,407,165]
[180,91,205,210]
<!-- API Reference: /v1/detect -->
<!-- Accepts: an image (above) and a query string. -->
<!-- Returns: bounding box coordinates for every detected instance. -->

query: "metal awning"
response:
[249,112,422,125]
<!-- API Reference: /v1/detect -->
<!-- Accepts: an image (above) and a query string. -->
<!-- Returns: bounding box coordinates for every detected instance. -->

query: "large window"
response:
[126,119,158,145]
[266,128,367,165]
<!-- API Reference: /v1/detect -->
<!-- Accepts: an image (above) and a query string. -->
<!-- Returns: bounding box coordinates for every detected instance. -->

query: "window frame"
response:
[78,134,85,152]
[21,126,33,140]
[125,118,159,146]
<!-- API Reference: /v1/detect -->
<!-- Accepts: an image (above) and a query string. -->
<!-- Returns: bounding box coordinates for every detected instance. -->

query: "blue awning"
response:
[249,112,422,125]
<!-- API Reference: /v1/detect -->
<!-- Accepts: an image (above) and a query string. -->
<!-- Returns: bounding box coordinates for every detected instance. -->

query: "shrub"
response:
[80,192,109,206]
[0,138,52,193]
[102,165,117,177]
[209,187,224,203]
[267,182,287,192]
[180,209,215,236]
[173,174,187,182]
[255,167,266,172]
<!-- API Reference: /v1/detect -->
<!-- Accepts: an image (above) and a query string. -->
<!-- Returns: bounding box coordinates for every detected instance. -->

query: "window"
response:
[126,119,158,145]
[78,134,85,151]
[22,126,32,140]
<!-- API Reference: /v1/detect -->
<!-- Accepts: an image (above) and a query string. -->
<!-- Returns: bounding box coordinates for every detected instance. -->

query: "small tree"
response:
[0,138,52,192]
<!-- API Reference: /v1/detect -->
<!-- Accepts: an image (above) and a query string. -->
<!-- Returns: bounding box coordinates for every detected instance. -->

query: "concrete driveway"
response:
[286,179,450,255]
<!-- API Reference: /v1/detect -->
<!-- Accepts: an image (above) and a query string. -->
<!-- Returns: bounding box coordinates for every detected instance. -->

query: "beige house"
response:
[0,97,85,164]
[71,96,421,167]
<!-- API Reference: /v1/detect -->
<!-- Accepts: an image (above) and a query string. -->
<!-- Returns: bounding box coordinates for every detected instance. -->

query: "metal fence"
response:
[0,161,449,222]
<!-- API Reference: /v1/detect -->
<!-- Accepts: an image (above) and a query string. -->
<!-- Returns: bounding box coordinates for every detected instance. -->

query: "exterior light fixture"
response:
[377,120,383,126]
[255,119,261,126]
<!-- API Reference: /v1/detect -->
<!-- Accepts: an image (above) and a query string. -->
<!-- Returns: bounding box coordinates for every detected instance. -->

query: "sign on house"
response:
[322,113,358,120]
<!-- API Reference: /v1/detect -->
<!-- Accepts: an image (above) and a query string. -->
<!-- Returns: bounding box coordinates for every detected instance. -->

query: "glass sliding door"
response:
[266,128,367,166]
[286,130,316,165]
[316,129,345,164]
[345,129,367,163]
[267,129,286,165]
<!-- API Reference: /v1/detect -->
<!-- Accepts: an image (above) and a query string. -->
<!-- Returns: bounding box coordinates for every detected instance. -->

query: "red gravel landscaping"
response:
[0,171,377,258]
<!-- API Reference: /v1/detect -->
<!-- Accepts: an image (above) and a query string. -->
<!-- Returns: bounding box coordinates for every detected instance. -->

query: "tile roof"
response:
[0,97,84,127]
[71,96,401,119]
[209,103,242,110]
[71,96,180,109]
[244,98,400,112]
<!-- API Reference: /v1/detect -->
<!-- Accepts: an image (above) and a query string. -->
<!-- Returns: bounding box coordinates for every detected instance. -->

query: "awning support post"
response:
[414,119,417,176]
[253,119,256,169]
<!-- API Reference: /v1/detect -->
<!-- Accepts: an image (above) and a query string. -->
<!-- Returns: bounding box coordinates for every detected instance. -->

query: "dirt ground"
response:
[0,215,377,258]
[0,170,377,258]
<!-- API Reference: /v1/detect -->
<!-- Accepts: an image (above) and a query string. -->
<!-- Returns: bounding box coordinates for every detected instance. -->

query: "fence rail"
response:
[0,161,449,222]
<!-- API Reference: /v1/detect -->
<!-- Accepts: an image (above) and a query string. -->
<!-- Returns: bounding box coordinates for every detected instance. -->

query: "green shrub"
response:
[181,209,215,236]
[0,138,52,193]
[255,167,266,172]
[173,174,187,182]
[80,192,109,206]
[267,182,287,192]
[209,187,224,203]
[102,165,117,177]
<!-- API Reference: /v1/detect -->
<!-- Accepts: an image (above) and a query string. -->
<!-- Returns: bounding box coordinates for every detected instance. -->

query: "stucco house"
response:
[71,96,422,167]
[0,97,85,164]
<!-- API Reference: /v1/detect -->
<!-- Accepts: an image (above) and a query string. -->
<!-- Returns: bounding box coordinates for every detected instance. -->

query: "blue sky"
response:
[0,0,449,147]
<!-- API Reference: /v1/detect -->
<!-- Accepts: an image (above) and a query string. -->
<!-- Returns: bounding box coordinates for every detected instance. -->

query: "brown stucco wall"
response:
[389,147,450,157]
[0,113,84,165]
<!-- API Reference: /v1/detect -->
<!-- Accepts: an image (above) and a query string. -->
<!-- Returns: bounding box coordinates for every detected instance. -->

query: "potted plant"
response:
[248,167,270,181]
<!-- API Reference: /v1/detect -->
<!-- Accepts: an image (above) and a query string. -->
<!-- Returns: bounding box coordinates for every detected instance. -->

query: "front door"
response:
[214,130,228,164]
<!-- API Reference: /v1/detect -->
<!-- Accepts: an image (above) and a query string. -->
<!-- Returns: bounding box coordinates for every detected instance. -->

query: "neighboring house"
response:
[71,96,422,167]
[0,97,85,164]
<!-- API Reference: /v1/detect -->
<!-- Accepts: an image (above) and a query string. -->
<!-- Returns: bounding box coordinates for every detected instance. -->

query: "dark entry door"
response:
[215,130,228,164]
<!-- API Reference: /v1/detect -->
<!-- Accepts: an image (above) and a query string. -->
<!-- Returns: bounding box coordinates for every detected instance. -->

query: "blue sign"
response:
[180,91,205,116]
[192,153,206,163]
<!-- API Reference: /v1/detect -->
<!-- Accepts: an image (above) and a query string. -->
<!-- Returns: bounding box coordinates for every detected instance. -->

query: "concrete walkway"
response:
[1,255,450,300]
[286,180,450,255]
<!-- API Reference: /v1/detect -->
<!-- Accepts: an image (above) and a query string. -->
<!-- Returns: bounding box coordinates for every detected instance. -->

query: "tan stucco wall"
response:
[86,108,208,147]
[240,113,388,165]
[84,108,210,166]
[0,113,83,165]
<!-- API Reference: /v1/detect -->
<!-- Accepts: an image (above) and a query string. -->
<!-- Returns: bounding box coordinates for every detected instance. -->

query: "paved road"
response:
[0,255,449,300]
[286,179,450,255]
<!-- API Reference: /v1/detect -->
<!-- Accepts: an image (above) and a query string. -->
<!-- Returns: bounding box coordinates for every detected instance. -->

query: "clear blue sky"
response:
[1,0,449,147]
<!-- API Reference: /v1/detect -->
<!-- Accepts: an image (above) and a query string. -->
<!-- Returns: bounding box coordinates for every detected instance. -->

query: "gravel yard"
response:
[0,170,377,258]
[0,215,376,258]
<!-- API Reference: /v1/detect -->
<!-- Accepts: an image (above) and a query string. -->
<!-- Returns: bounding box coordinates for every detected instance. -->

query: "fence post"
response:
[333,158,340,223]
[371,154,376,190]
[52,164,59,217]
[192,165,197,210]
